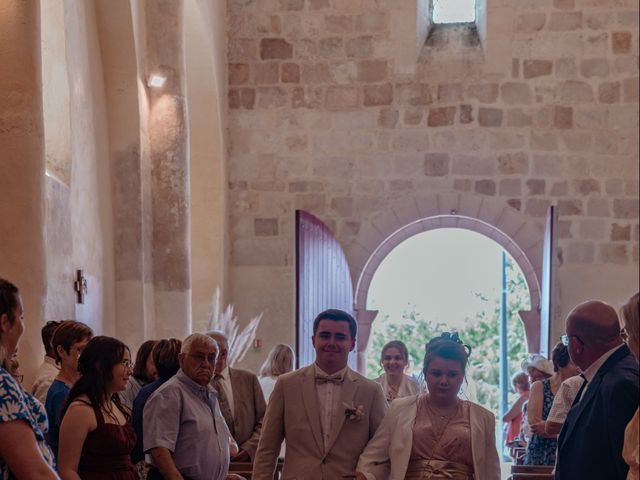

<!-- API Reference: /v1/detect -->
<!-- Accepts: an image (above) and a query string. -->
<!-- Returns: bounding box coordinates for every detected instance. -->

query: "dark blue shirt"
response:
[44,379,70,459]
[131,378,165,463]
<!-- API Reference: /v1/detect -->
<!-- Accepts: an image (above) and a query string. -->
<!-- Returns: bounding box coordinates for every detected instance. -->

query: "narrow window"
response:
[432,0,476,24]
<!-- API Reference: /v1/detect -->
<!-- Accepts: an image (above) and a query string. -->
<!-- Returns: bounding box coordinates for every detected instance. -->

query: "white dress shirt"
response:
[579,343,624,401]
[31,356,59,404]
[217,365,235,416]
[314,364,347,451]
[547,375,583,423]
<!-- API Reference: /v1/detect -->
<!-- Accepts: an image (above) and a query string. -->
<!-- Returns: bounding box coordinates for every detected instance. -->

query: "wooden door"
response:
[295,210,355,368]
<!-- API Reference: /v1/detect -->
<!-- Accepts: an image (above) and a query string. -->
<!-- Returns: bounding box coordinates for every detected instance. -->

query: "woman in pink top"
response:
[503,371,530,448]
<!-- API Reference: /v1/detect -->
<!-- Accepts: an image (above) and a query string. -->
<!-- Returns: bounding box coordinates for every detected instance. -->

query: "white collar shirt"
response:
[31,356,60,404]
[216,365,235,416]
[579,343,624,400]
[314,364,347,452]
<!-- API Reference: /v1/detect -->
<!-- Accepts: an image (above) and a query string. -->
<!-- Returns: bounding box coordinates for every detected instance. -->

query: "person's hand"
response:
[226,474,246,480]
[530,421,547,436]
[230,449,251,462]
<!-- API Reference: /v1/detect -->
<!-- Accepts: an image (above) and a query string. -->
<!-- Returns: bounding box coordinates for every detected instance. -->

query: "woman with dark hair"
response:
[524,341,579,465]
[131,338,182,466]
[120,340,158,411]
[374,340,422,404]
[57,336,138,480]
[356,332,500,480]
[0,278,59,480]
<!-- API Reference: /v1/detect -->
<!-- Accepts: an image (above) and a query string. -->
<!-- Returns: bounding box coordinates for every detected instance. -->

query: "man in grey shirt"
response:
[143,333,243,480]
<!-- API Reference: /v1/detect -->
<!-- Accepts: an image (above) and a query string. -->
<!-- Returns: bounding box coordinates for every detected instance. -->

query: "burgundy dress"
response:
[77,404,139,480]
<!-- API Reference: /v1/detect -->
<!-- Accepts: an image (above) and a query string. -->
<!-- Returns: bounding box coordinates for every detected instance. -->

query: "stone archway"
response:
[344,192,544,372]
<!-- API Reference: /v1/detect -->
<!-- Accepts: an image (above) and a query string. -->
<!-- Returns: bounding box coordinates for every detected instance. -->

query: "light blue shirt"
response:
[143,369,230,480]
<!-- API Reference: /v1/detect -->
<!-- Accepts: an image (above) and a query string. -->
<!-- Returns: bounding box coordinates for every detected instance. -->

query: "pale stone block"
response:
[389,179,414,192]
[391,130,429,151]
[578,219,606,240]
[452,155,494,175]
[560,132,592,152]
[523,60,553,79]
[623,77,639,103]
[592,132,619,155]
[437,83,464,102]
[300,63,332,83]
[566,242,594,263]
[431,131,457,150]
[554,106,573,129]
[497,152,529,175]
[611,223,631,241]
[551,181,569,196]
[489,131,526,150]
[330,197,353,216]
[363,83,393,106]
[516,13,546,33]
[378,108,399,128]
[466,83,499,103]
[527,179,546,195]
[614,56,639,75]
[396,83,433,106]
[573,178,600,196]
[506,108,533,127]
[580,58,610,78]
[555,58,577,78]
[427,107,456,127]
[313,132,373,153]
[530,132,558,151]
[329,60,358,84]
[317,37,343,59]
[333,111,377,130]
[474,179,496,196]
[625,179,640,196]
[557,80,594,102]
[501,82,532,104]
[605,179,624,195]
[478,108,503,127]
[357,60,388,82]
[423,153,449,177]
[598,81,621,104]
[229,63,250,85]
[558,220,573,239]
[391,198,421,227]
[403,107,424,125]
[260,38,293,59]
[355,12,389,33]
[345,36,374,58]
[500,178,522,196]
[613,199,640,219]
[453,179,473,192]
[324,86,360,110]
[456,130,487,151]
[325,14,353,34]
[559,199,583,216]
[532,154,562,176]
[548,12,582,31]
[254,218,279,236]
[574,108,609,130]
[526,198,552,217]
[257,87,288,108]
[459,105,473,124]
[393,155,421,175]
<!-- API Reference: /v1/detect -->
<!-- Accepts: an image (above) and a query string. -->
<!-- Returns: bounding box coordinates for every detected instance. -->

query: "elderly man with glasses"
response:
[143,333,244,480]
[555,300,639,480]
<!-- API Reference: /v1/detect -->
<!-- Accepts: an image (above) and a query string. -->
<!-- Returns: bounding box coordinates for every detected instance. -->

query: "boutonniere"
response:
[343,402,365,422]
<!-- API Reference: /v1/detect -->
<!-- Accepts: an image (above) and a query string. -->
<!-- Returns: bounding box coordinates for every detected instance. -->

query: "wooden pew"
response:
[229,460,284,480]
[509,464,554,480]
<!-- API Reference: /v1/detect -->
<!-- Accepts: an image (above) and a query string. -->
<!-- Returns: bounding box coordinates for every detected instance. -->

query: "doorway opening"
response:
[364,228,530,447]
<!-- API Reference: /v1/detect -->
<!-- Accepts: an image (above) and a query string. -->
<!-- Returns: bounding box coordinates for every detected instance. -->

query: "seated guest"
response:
[120,340,157,411]
[253,309,387,480]
[0,278,58,480]
[258,343,295,402]
[58,336,138,480]
[374,340,422,403]
[207,330,266,462]
[131,338,182,465]
[143,333,242,480]
[621,292,639,480]
[544,374,583,437]
[31,320,62,403]
[503,371,530,449]
[45,320,93,459]
[555,300,639,480]
[356,332,500,480]
[521,353,553,384]
[524,342,579,465]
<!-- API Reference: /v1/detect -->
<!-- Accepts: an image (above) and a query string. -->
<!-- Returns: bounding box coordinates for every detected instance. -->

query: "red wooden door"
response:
[540,205,557,356]
[295,210,355,368]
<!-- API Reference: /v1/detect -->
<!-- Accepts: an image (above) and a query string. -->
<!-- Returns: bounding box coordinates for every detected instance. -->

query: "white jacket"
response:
[357,395,501,480]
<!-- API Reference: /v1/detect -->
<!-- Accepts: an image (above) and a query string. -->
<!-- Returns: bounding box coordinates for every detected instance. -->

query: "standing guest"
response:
[356,332,500,480]
[524,342,579,465]
[253,309,388,480]
[143,333,242,480]
[207,330,266,462]
[503,371,530,449]
[120,340,158,411]
[555,300,639,480]
[131,338,182,465]
[544,374,583,437]
[45,320,93,459]
[57,336,138,480]
[31,320,62,403]
[0,278,58,480]
[521,353,553,384]
[258,343,295,402]
[621,292,639,480]
[374,340,422,404]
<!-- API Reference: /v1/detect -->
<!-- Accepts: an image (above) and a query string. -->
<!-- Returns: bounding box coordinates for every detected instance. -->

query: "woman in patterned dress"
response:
[524,342,580,465]
[0,278,59,480]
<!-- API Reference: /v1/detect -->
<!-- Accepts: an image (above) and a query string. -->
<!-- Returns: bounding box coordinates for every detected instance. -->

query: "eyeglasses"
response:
[188,353,217,365]
[561,334,584,346]
[620,328,629,342]
[119,359,133,369]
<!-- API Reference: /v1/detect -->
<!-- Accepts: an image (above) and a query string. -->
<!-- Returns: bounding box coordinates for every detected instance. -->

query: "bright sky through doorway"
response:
[367,228,511,329]
[432,0,476,24]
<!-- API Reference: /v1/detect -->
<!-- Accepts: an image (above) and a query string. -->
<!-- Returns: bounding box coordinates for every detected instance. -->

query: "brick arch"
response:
[346,192,543,372]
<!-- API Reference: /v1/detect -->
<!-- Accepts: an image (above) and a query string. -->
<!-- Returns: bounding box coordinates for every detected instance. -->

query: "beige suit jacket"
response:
[228,367,267,460]
[356,395,501,480]
[253,365,388,480]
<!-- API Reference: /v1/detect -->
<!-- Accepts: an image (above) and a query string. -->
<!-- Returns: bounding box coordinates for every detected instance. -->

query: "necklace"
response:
[426,396,460,420]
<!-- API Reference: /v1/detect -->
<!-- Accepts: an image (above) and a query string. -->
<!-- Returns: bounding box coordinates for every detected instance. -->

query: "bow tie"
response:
[315,374,344,385]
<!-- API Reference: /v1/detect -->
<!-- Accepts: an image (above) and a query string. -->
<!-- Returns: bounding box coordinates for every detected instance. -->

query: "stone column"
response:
[355,309,379,375]
[0,0,46,384]
[133,0,191,339]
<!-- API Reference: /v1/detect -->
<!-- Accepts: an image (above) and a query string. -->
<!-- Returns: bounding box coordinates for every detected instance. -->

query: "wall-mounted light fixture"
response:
[147,73,166,88]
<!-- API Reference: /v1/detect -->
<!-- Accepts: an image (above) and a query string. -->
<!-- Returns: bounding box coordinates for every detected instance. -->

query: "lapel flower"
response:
[343,402,365,422]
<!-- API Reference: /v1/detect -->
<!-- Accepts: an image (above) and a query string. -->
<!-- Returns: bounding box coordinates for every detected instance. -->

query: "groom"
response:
[252,309,388,480]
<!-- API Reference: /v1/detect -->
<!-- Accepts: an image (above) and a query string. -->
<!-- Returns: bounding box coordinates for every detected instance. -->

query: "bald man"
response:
[555,300,639,480]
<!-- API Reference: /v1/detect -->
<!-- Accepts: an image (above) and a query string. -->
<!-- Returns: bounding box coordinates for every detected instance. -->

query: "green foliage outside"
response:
[365,256,531,415]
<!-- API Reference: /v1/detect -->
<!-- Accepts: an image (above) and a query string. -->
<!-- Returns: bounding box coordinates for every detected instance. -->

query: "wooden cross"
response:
[74,269,88,304]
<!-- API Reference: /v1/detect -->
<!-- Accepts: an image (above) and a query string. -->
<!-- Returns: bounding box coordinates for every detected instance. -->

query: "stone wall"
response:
[227,0,639,370]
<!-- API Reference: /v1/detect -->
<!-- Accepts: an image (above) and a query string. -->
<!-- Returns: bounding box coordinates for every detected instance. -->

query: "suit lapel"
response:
[325,368,358,454]
[228,367,239,429]
[301,365,325,454]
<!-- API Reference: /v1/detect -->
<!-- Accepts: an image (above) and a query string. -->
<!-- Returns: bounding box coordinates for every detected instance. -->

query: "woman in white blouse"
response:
[258,343,295,402]
[374,340,423,403]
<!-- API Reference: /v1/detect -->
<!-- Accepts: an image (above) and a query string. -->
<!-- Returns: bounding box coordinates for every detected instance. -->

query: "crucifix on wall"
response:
[74,269,88,304]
